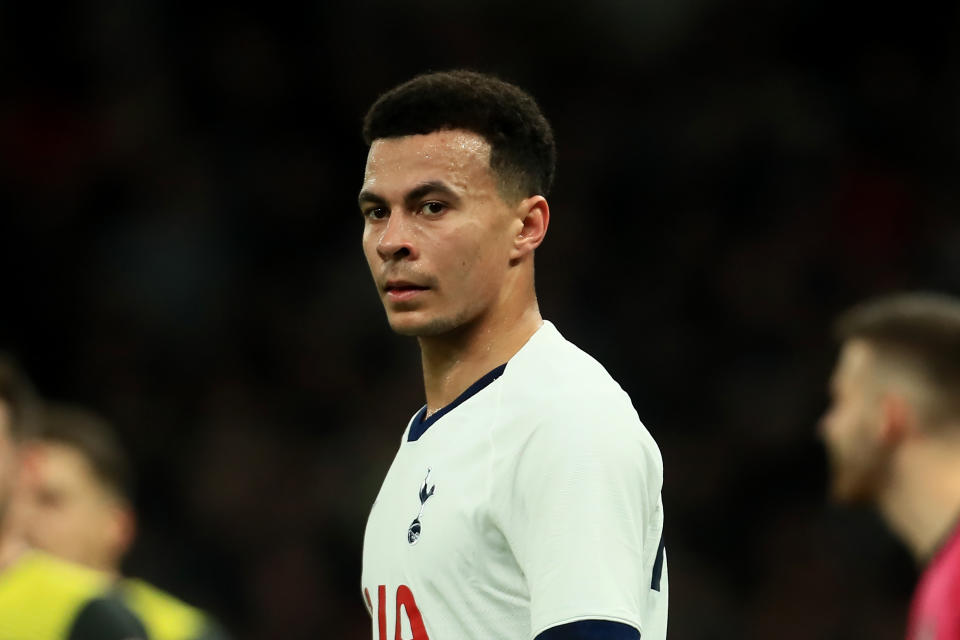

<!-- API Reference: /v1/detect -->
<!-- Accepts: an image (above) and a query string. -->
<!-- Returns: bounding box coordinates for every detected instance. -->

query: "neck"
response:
[418,302,542,415]
[877,434,960,563]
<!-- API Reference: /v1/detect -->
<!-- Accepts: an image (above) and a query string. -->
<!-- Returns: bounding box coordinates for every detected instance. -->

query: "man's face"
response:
[359,130,519,337]
[820,340,891,503]
[18,441,128,572]
[0,401,17,521]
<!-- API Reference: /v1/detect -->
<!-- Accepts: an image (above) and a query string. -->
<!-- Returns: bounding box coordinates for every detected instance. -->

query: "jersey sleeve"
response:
[67,596,148,640]
[497,396,663,639]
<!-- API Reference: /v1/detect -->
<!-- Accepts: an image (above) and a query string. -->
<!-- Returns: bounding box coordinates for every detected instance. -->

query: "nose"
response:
[377,212,417,261]
[816,410,832,440]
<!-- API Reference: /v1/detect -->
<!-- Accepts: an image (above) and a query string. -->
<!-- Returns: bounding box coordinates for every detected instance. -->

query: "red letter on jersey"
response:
[368,583,428,639]
[395,585,428,640]
[377,585,387,640]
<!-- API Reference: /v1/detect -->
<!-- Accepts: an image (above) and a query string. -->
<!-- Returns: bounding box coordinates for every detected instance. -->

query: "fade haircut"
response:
[37,403,134,502]
[362,70,556,201]
[0,353,40,440]
[834,292,960,422]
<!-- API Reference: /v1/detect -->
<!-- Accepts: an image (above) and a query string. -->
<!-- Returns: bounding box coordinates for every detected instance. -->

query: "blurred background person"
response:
[0,354,147,639]
[17,402,230,640]
[820,292,960,639]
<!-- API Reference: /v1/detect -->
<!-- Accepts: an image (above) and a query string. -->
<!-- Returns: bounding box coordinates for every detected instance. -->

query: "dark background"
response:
[3,1,960,638]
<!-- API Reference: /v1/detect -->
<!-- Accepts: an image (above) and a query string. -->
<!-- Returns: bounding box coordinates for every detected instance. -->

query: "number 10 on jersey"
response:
[365,585,429,640]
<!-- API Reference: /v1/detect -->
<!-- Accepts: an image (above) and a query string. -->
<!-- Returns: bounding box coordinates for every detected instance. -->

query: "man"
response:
[820,292,960,639]
[0,354,147,639]
[358,70,668,640]
[17,402,229,640]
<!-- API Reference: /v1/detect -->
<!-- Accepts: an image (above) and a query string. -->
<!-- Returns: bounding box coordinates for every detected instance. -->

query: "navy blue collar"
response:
[408,364,507,441]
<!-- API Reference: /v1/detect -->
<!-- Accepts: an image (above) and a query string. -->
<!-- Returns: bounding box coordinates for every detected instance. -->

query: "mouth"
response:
[384,281,430,302]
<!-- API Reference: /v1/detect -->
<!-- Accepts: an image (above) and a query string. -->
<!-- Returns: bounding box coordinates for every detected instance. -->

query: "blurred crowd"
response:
[2,1,959,638]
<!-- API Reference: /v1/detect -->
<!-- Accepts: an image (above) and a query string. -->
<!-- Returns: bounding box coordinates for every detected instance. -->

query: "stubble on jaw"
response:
[387,307,477,339]
[826,432,891,505]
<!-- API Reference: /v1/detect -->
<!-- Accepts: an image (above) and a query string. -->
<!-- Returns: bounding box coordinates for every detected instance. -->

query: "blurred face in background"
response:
[820,340,892,503]
[18,440,131,574]
[360,130,521,337]
[0,401,18,523]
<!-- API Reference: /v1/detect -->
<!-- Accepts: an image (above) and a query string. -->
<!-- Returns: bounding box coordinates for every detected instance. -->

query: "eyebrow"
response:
[357,180,462,210]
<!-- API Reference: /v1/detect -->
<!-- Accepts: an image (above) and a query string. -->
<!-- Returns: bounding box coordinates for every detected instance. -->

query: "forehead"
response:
[835,340,876,385]
[362,130,494,193]
[30,442,96,483]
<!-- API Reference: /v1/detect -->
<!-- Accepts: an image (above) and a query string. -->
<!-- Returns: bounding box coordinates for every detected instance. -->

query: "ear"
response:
[878,392,915,445]
[510,195,550,261]
[105,502,136,563]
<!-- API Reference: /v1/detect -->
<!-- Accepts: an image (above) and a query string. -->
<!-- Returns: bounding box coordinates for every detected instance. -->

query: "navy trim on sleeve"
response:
[408,363,507,441]
[535,620,641,640]
[651,531,665,592]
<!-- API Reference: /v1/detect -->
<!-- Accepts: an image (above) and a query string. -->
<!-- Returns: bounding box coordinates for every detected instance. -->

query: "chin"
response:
[828,471,878,505]
[386,313,466,338]
[389,322,426,337]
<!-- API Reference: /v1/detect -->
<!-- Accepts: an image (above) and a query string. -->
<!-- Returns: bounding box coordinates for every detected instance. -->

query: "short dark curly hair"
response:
[362,70,556,201]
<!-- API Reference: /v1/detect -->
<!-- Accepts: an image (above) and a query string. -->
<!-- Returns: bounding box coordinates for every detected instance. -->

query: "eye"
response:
[419,201,446,216]
[37,488,64,508]
[363,207,388,220]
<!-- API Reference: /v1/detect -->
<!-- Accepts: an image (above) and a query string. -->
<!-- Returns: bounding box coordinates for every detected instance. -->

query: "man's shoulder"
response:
[909,522,960,639]
[489,322,663,472]
[121,577,217,640]
[0,550,146,639]
[0,549,108,603]
[69,596,148,640]
[923,519,960,595]
[505,321,639,422]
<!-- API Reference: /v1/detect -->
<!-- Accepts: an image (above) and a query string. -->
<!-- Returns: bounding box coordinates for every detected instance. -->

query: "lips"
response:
[384,280,429,301]
[385,280,429,293]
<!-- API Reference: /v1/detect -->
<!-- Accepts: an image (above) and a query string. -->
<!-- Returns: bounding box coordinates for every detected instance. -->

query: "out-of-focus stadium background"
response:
[2,1,959,638]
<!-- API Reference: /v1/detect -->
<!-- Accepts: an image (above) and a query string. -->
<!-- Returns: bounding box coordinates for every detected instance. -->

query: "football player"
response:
[358,70,668,640]
[0,354,147,639]
[17,402,229,640]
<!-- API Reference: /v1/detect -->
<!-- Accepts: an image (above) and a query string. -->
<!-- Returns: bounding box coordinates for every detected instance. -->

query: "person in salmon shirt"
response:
[820,292,960,639]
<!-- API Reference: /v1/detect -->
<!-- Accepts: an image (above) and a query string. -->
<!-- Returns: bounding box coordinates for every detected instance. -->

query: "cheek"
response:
[457,252,500,299]
[461,228,509,276]
[362,228,379,260]
[80,510,109,541]
[40,503,74,532]
[0,448,16,483]
[835,409,878,466]
[59,503,104,546]
[824,404,860,452]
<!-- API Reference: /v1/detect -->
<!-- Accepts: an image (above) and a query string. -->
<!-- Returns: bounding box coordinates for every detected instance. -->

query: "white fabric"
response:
[361,321,668,639]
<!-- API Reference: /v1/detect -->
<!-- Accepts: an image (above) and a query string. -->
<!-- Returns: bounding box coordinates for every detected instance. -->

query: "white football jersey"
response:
[361,321,668,639]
